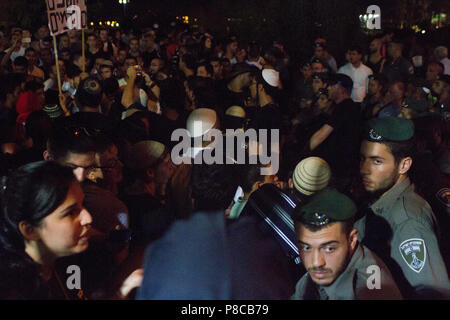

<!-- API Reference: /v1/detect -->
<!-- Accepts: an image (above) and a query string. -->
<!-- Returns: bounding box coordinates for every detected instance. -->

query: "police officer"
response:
[291,188,402,300]
[382,37,414,83]
[356,117,450,299]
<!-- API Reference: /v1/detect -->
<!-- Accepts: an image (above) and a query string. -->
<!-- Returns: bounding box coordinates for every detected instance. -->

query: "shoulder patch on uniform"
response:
[436,188,450,207]
[408,65,414,74]
[399,238,426,273]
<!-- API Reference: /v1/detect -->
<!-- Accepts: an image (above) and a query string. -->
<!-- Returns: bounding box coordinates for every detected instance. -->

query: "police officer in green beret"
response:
[356,117,450,299]
[291,188,402,300]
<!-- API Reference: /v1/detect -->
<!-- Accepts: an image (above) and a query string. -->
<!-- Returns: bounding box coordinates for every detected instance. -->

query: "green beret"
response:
[293,188,356,227]
[365,117,414,142]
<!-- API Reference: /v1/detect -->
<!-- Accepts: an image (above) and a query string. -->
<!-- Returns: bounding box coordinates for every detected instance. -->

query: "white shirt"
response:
[338,63,373,103]
[440,57,450,75]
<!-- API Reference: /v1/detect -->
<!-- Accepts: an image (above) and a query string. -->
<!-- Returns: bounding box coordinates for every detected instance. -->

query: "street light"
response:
[119,0,130,17]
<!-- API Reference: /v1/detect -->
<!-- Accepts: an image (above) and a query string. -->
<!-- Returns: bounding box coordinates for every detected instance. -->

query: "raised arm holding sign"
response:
[45,0,88,100]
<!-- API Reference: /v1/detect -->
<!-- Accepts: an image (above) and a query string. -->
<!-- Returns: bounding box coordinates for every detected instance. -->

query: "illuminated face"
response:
[360,140,399,193]
[35,181,92,258]
[349,50,362,65]
[296,222,354,286]
[61,152,97,183]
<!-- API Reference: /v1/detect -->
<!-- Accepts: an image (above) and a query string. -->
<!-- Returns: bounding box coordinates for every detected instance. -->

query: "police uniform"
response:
[291,188,402,300]
[355,117,450,299]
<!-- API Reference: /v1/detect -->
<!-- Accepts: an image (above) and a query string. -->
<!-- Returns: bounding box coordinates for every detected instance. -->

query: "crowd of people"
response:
[0,20,449,300]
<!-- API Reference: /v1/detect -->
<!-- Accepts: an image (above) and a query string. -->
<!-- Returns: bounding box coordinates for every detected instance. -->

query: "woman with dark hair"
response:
[0,161,93,299]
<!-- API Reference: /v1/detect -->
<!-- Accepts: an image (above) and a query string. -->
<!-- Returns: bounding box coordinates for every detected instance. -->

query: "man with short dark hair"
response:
[196,61,213,78]
[338,46,373,102]
[44,125,97,182]
[382,37,414,83]
[309,73,361,191]
[291,188,402,299]
[25,47,44,79]
[356,117,450,299]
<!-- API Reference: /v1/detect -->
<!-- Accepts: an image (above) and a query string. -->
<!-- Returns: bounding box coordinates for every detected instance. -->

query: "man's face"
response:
[60,51,71,62]
[369,39,381,53]
[349,50,362,65]
[196,65,211,78]
[301,65,313,80]
[118,50,127,64]
[94,58,105,72]
[368,79,381,96]
[25,50,38,66]
[11,32,22,45]
[129,39,139,52]
[227,41,238,54]
[210,61,222,77]
[88,36,98,49]
[312,62,325,73]
[360,140,399,193]
[387,43,400,58]
[51,62,66,80]
[312,78,326,94]
[101,67,113,79]
[61,152,97,182]
[296,222,355,286]
[432,80,446,96]
[99,30,108,43]
[386,83,403,102]
[38,26,50,39]
[314,47,325,59]
[150,58,163,75]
